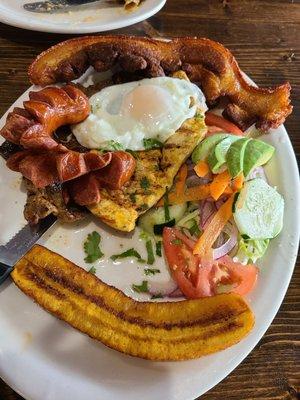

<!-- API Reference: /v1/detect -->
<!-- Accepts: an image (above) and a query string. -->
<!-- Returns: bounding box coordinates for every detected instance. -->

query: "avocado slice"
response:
[226,138,251,178]
[233,178,284,239]
[208,135,240,173]
[243,139,275,178]
[191,133,229,163]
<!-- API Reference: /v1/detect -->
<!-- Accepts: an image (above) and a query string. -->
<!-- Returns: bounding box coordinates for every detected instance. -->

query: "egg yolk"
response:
[120,84,173,125]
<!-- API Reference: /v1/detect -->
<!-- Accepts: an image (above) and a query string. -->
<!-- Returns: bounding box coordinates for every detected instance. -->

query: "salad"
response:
[121,112,285,300]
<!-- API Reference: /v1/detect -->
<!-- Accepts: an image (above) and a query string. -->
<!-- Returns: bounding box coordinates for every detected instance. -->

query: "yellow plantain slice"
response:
[12,245,255,361]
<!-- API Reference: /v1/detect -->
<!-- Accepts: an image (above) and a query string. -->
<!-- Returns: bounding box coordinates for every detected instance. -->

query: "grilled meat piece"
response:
[23,179,86,225]
[89,113,207,231]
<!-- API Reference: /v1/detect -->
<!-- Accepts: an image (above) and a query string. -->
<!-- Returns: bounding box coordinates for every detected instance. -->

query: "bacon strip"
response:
[0,85,90,151]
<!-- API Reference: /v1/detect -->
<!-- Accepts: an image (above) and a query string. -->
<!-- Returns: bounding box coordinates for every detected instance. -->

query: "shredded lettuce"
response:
[235,237,269,264]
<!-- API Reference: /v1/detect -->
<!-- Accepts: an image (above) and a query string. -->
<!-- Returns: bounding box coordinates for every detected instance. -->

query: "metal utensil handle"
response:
[0,263,13,285]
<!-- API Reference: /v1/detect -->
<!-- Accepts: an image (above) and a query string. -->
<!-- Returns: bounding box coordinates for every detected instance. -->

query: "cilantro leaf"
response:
[145,240,155,265]
[171,238,183,246]
[100,140,124,151]
[140,176,150,190]
[163,189,170,221]
[143,138,163,150]
[110,248,146,263]
[129,193,137,203]
[88,266,97,274]
[156,241,162,257]
[132,280,148,293]
[144,268,160,276]
[151,293,163,299]
[189,219,201,237]
[84,231,104,263]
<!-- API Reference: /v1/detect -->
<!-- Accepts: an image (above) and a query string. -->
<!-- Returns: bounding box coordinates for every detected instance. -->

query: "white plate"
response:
[0,0,166,34]
[0,77,299,400]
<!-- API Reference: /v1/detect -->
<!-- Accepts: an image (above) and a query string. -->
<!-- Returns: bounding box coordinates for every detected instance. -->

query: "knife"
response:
[23,0,118,13]
[0,214,57,284]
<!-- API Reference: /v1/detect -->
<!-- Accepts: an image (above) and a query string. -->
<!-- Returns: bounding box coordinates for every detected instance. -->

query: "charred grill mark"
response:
[25,269,66,300]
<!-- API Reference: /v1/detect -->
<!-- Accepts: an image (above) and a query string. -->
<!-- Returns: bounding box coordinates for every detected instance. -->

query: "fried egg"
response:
[72,77,207,151]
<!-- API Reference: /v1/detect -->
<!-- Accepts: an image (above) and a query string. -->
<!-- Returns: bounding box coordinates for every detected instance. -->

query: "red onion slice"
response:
[168,288,184,298]
[213,223,238,260]
[200,200,217,229]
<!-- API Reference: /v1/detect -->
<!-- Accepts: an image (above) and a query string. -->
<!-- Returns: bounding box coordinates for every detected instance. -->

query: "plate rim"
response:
[0,78,299,400]
[0,0,166,34]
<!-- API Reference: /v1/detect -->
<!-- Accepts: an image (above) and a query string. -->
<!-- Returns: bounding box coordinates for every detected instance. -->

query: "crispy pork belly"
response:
[29,36,292,131]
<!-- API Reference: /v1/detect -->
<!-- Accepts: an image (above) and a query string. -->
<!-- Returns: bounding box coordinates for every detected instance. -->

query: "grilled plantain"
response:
[12,245,255,361]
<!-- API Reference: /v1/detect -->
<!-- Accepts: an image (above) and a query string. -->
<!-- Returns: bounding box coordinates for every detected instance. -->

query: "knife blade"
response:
[23,0,118,13]
[0,214,57,284]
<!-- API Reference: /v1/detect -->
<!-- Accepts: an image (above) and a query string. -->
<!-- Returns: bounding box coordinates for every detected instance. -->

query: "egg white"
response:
[72,77,207,151]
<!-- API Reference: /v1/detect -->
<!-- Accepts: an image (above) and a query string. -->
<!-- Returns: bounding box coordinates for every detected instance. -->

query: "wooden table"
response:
[0,1,299,399]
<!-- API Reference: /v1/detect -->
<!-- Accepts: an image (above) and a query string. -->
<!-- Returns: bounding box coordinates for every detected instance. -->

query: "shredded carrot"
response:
[209,170,231,200]
[193,194,235,255]
[223,185,233,195]
[157,184,211,206]
[232,173,244,191]
[175,164,188,196]
[182,185,211,203]
[194,160,209,178]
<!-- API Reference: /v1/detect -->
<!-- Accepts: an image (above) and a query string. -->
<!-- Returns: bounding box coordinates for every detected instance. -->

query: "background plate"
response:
[0,79,299,400]
[0,0,166,34]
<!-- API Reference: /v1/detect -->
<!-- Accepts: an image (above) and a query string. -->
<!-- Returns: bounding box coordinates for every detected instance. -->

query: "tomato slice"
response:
[205,125,225,137]
[214,255,258,296]
[205,112,244,136]
[163,228,213,299]
[163,228,258,299]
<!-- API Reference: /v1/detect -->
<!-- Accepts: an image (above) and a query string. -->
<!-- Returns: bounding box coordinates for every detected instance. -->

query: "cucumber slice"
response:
[138,203,187,235]
[226,138,251,178]
[233,178,284,239]
[243,139,275,178]
[191,133,230,163]
[208,135,240,173]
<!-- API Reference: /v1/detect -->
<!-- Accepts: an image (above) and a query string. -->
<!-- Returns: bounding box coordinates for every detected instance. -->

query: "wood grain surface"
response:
[0,0,299,399]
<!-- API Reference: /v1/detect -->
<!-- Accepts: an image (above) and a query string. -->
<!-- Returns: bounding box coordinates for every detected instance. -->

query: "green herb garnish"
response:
[137,204,148,212]
[189,219,201,237]
[163,189,170,221]
[151,293,163,299]
[156,241,162,257]
[84,231,104,263]
[195,112,204,120]
[125,149,138,158]
[171,238,183,246]
[88,266,97,274]
[101,140,124,151]
[144,268,160,276]
[139,231,155,265]
[145,240,155,265]
[140,176,150,190]
[132,280,148,293]
[129,193,137,203]
[143,138,163,150]
[110,248,145,263]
